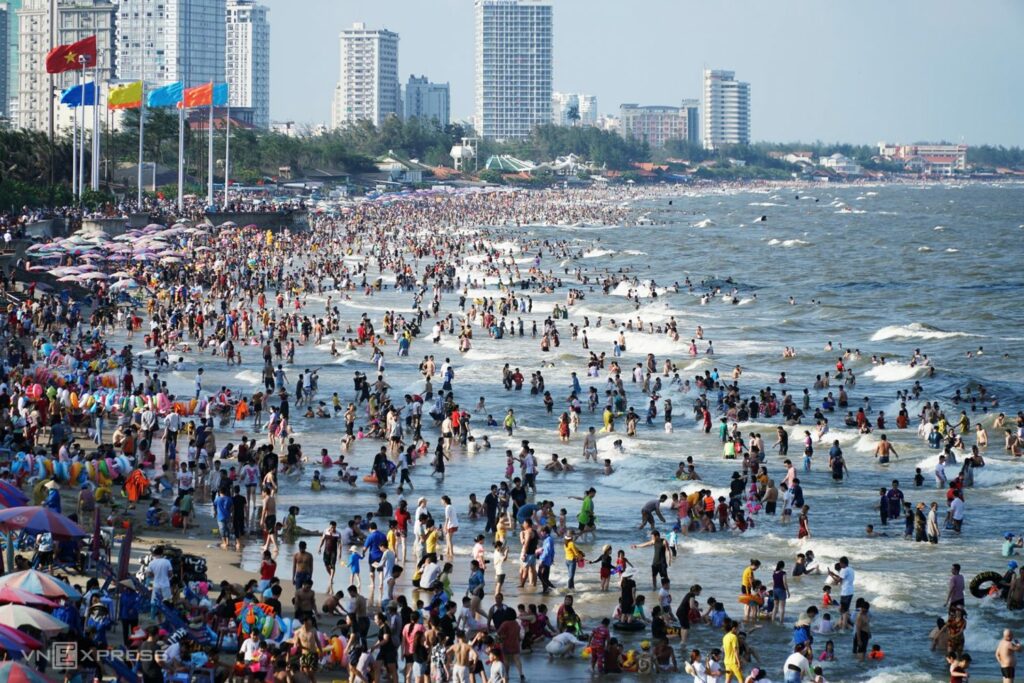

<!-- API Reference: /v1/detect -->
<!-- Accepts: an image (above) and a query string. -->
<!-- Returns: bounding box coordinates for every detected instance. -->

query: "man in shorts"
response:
[319,521,341,588]
[996,628,1020,683]
[292,541,314,590]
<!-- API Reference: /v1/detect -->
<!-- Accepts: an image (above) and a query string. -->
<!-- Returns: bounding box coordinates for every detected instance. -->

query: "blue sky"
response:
[263,0,1024,145]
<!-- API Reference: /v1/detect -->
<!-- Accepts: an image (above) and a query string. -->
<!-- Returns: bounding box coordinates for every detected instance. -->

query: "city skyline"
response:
[261,0,1024,145]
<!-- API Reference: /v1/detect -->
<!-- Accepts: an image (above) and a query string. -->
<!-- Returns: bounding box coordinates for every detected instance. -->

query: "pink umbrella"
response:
[0,586,58,608]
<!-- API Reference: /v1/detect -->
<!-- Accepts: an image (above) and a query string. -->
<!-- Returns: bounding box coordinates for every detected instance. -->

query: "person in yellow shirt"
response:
[564,535,585,589]
[722,619,744,683]
[425,521,441,557]
[741,558,761,594]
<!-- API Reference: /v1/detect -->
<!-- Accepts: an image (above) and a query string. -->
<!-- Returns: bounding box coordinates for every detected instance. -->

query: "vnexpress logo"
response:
[51,643,77,669]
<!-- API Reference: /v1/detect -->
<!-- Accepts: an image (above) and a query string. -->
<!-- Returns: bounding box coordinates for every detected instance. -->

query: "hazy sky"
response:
[263,0,1024,145]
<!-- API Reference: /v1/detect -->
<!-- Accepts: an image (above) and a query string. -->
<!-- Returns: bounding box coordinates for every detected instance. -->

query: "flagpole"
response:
[207,101,214,208]
[91,52,100,191]
[177,105,184,214]
[138,85,146,208]
[71,85,78,200]
[77,55,86,199]
[223,101,231,210]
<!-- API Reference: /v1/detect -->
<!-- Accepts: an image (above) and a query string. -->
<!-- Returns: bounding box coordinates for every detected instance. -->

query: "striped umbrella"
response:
[0,570,82,599]
[0,586,58,608]
[0,507,89,539]
[0,482,29,507]
[0,624,43,654]
[0,661,58,683]
[0,604,68,634]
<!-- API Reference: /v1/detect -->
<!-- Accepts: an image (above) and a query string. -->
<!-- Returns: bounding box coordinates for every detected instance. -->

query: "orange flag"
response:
[183,82,213,108]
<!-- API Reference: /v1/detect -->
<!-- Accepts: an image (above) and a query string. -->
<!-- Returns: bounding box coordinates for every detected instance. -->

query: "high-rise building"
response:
[404,75,449,125]
[225,0,269,128]
[680,98,699,146]
[0,3,8,118]
[115,0,225,87]
[330,22,399,129]
[619,103,690,148]
[16,0,116,132]
[474,0,552,140]
[702,69,750,150]
[551,92,597,127]
[2,0,21,119]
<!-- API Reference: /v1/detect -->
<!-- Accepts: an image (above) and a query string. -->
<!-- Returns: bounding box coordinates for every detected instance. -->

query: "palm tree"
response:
[566,104,581,127]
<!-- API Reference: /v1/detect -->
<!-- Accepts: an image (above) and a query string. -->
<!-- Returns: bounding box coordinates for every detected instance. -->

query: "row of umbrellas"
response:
[0,505,88,645]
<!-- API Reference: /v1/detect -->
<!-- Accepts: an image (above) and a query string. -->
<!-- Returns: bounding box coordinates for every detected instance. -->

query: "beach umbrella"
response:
[0,507,89,539]
[115,523,133,581]
[56,276,79,283]
[0,482,29,507]
[0,571,80,600]
[0,604,68,634]
[0,661,55,682]
[79,272,109,280]
[0,587,58,608]
[0,624,43,654]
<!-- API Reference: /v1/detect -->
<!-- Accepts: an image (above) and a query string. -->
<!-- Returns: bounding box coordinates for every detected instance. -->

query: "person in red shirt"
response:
[496,616,524,681]
[258,550,276,592]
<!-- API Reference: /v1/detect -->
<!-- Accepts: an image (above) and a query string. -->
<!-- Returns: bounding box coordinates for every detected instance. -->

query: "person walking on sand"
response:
[260,483,279,552]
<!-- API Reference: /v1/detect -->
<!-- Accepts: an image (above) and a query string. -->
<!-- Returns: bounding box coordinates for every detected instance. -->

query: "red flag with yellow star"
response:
[45,35,97,74]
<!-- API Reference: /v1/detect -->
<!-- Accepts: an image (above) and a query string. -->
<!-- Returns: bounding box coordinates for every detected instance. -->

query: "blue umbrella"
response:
[0,482,28,507]
[0,506,88,539]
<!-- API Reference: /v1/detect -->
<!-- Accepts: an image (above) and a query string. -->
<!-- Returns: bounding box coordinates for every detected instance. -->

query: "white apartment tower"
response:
[115,0,225,87]
[404,75,449,125]
[702,69,750,150]
[16,0,116,132]
[551,92,597,126]
[474,0,552,140]
[331,22,399,129]
[226,0,269,128]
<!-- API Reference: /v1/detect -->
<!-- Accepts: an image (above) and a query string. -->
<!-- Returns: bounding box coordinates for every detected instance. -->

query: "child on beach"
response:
[492,541,508,596]
[615,550,634,576]
[347,545,363,588]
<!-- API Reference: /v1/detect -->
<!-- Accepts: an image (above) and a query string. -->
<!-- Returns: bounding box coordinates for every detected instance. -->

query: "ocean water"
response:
[151,182,1022,681]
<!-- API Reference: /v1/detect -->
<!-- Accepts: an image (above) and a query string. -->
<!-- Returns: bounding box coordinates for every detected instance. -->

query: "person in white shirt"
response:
[239,631,261,663]
[146,547,174,617]
[782,643,810,682]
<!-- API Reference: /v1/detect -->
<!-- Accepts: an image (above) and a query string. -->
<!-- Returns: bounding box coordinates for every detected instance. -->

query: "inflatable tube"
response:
[55,461,69,482]
[969,571,1003,599]
[362,474,379,484]
[98,460,110,478]
[329,636,346,663]
[69,462,83,483]
[738,594,764,606]
[116,456,132,475]
[612,621,645,632]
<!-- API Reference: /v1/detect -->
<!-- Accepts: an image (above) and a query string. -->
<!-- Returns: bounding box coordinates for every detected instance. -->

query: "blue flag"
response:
[60,82,96,107]
[146,82,183,108]
[213,83,229,107]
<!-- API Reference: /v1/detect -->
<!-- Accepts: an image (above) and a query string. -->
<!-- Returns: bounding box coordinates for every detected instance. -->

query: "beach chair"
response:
[100,652,139,683]
[159,602,213,646]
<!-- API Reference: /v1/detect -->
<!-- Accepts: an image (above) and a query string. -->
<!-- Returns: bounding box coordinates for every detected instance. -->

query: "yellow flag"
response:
[108,81,143,110]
